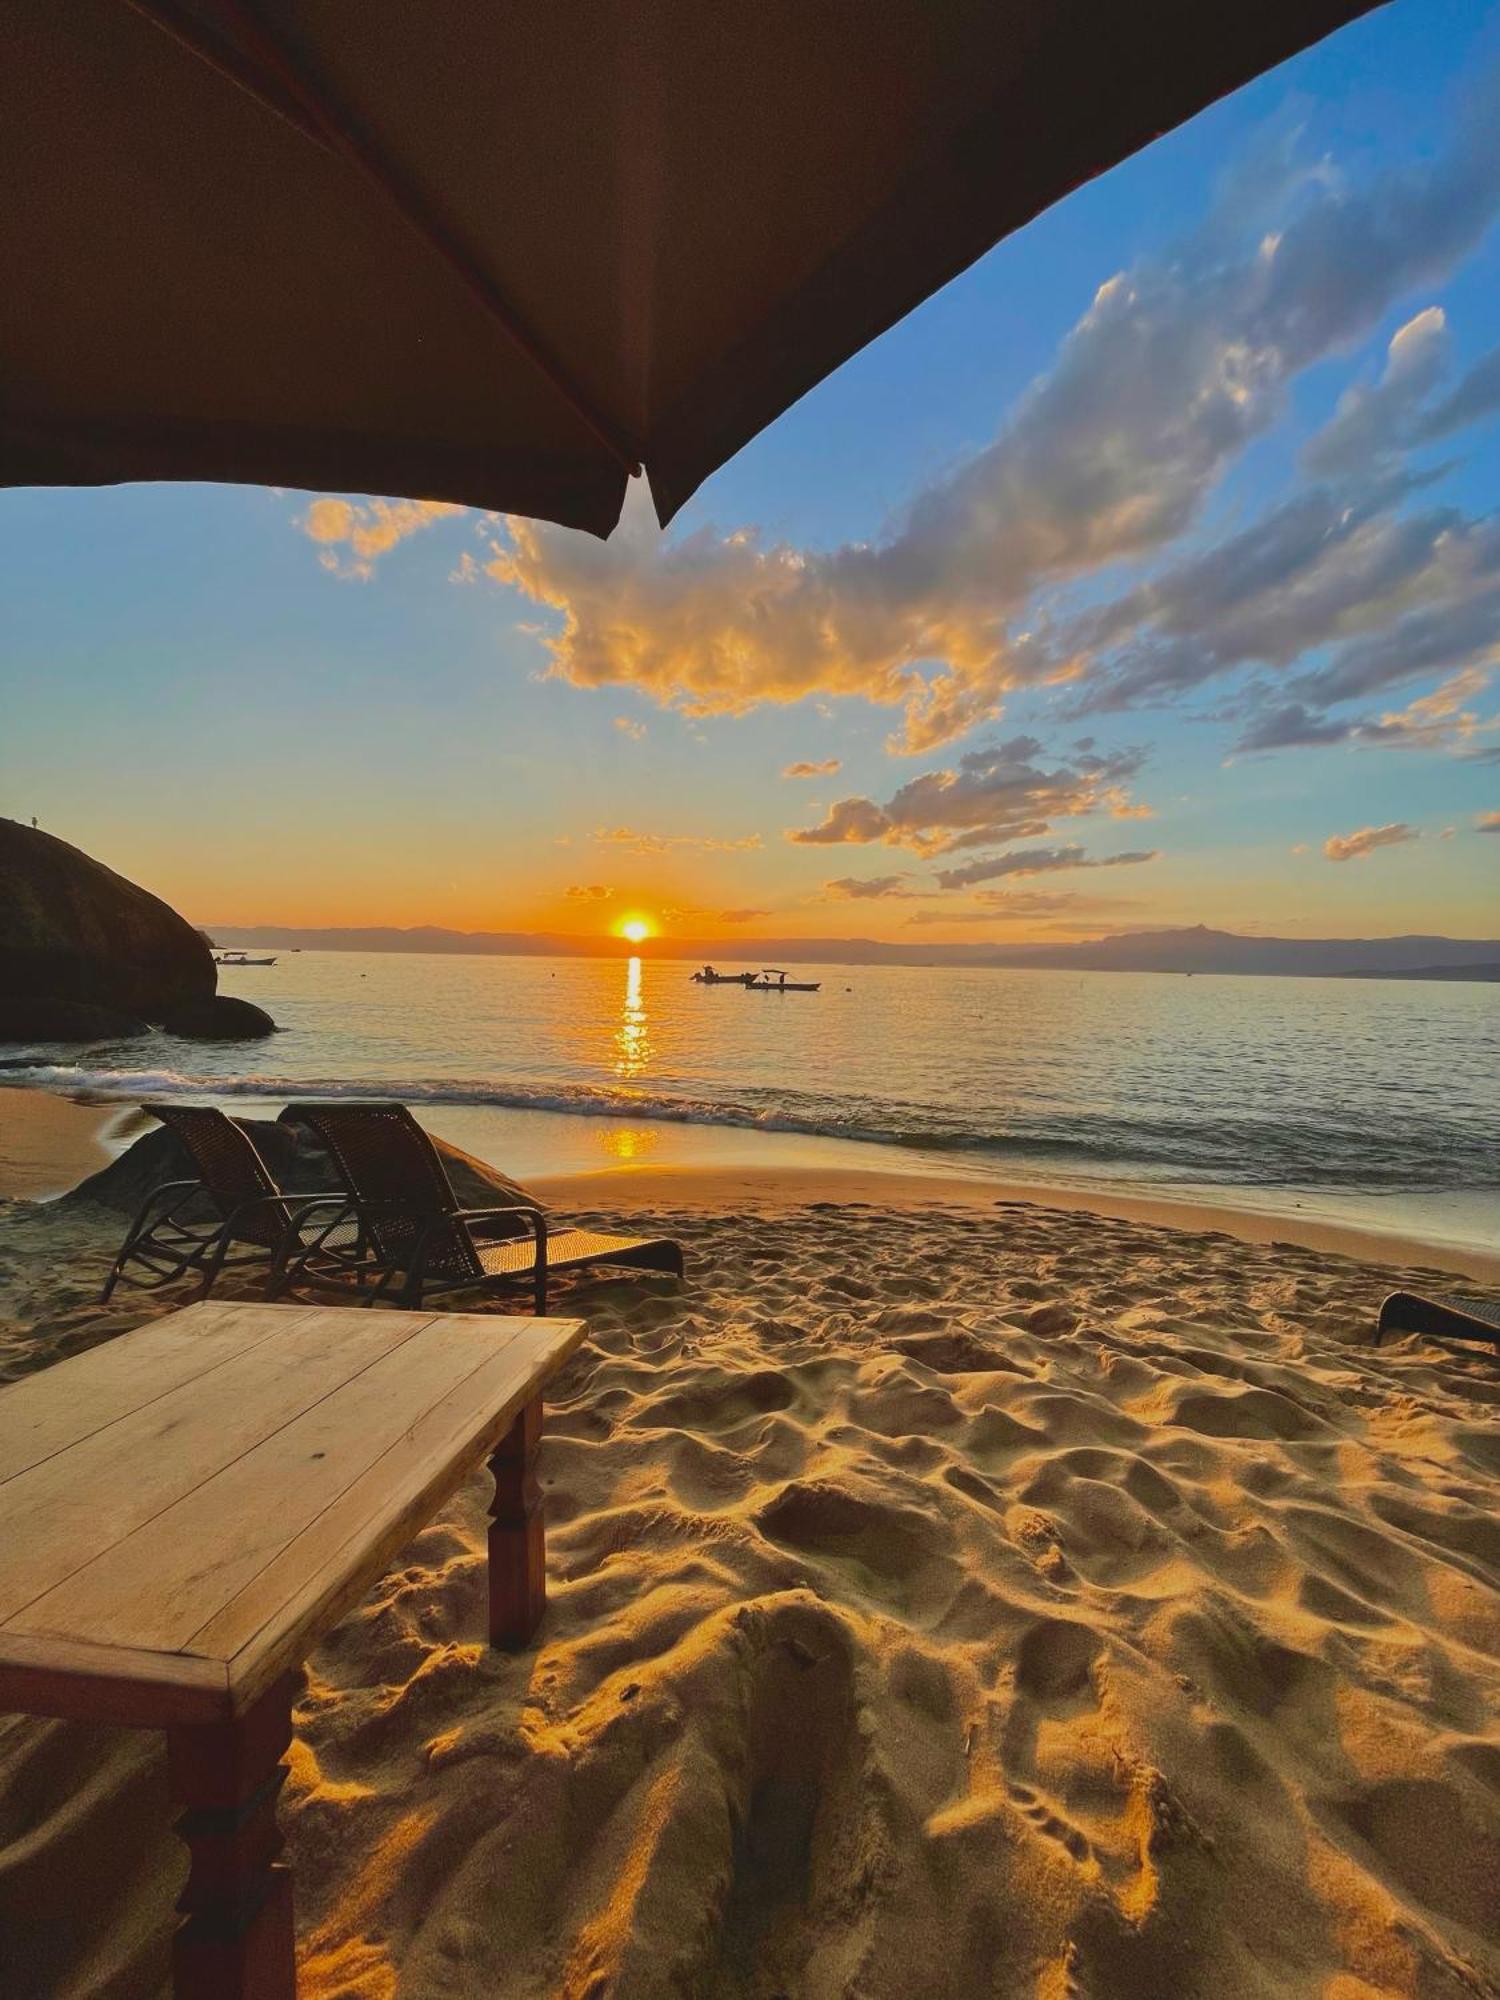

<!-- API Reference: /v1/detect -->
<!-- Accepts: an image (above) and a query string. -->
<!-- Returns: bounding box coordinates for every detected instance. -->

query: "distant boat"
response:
[690,966,756,985]
[215,950,277,967]
[745,967,820,992]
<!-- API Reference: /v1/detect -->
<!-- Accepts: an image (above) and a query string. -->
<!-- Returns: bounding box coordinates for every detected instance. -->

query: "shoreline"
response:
[532,1163,1500,1285]
[0,1088,119,1200]
[2,1083,1493,1282]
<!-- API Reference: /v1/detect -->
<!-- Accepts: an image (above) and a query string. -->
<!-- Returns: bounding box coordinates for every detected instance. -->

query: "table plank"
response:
[216,1318,587,1709]
[0,1631,228,1727]
[9,1316,582,1670]
[0,1306,440,1625]
[0,1301,317,1485]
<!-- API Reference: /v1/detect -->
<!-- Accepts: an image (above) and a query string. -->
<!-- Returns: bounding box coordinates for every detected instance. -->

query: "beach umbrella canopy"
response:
[3,0,1377,537]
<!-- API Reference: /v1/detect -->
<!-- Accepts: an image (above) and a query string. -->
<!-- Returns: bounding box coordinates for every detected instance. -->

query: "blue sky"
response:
[3,0,1499,942]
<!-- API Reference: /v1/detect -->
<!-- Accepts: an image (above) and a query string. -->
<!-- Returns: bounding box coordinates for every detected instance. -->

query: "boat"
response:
[214,950,277,967]
[745,967,820,992]
[690,966,757,985]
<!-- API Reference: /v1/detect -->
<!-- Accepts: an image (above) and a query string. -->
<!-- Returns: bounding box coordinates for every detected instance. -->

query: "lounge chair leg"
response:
[487,1398,545,1650]
[100,1205,151,1301]
[195,1229,234,1302]
[166,1671,299,2000]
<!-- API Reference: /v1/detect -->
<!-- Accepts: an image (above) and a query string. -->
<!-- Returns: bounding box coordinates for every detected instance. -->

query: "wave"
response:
[2,1064,1493,1191]
[2,1064,1044,1153]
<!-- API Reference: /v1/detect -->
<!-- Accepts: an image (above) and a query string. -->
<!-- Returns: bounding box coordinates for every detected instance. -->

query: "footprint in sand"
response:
[634,1367,797,1435]
[1014,1617,1105,1703]
[1004,1779,1093,1862]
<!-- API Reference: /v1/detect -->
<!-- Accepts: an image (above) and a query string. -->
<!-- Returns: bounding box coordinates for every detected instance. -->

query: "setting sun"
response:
[618,917,652,944]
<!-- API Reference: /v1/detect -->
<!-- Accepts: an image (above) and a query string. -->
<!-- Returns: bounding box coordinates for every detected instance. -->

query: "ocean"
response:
[4,950,1496,1252]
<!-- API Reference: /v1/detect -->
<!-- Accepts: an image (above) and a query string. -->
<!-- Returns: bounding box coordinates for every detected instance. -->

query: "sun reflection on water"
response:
[600,1125,659,1161]
[613,955,651,1078]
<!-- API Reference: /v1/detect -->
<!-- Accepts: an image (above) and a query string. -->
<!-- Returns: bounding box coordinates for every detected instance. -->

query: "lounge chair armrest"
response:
[113,1179,210,1246]
[452,1202,547,1225]
[140,1178,208,1208]
[398,1206,549,1288]
[218,1191,356,1236]
[220,1191,348,1218]
[279,1193,361,1227]
[458,1206,548,1254]
[138,1179,217,1224]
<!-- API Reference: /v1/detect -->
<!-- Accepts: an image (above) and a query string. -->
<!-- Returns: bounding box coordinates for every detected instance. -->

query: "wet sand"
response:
[0,1088,117,1200]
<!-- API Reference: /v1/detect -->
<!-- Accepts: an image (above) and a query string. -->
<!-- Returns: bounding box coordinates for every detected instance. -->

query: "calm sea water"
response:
[5,951,1497,1250]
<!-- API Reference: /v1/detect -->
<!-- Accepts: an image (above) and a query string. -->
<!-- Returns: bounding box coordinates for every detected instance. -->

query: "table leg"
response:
[166,1671,299,2000]
[488,1396,545,1649]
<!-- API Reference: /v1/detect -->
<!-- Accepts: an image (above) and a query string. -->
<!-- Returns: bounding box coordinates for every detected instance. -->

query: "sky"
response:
[3,0,1500,946]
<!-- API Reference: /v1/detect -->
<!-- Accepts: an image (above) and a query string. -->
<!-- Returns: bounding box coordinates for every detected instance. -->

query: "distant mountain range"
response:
[205,922,1500,980]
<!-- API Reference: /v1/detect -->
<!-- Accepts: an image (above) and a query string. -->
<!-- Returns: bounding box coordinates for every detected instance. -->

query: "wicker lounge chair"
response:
[1375,1290,1500,1348]
[273,1101,684,1312]
[99,1103,356,1304]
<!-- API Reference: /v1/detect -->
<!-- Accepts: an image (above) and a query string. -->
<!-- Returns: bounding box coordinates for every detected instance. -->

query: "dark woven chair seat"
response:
[473,1228,682,1280]
[275,1102,685,1312]
[1377,1290,1499,1347]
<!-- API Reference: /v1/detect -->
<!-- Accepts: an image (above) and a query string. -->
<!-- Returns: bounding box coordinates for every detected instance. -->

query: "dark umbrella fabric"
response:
[3,0,1378,536]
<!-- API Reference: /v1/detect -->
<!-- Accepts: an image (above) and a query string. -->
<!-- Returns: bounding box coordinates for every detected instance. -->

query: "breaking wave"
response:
[2,1063,1492,1191]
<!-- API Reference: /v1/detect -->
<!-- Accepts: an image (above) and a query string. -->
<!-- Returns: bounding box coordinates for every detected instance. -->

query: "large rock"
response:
[65,1114,540,1217]
[0,819,216,1024]
[0,999,150,1043]
[160,996,276,1041]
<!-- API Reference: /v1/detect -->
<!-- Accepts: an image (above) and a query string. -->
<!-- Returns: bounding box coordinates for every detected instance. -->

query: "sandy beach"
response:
[1,1101,1498,1997]
[0,1088,120,1201]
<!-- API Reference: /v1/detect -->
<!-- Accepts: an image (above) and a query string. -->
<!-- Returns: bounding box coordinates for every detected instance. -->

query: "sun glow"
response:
[619,916,652,943]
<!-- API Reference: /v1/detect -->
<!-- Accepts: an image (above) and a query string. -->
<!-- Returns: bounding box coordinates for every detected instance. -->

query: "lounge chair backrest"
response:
[144,1103,283,1247]
[280,1102,485,1282]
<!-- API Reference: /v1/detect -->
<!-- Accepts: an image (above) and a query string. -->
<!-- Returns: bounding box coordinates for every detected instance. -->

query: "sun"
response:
[619,916,652,944]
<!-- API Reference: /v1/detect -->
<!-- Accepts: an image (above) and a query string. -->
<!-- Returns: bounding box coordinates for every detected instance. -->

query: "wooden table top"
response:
[0,1301,586,1727]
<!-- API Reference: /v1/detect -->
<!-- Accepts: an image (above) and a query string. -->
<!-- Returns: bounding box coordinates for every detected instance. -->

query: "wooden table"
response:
[0,1299,587,1999]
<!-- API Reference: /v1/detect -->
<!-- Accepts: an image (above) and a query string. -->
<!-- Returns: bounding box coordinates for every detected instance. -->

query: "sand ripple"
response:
[1,1195,1498,1997]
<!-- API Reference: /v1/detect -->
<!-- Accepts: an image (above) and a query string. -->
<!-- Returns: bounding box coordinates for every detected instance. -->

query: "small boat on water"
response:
[690,965,756,985]
[215,950,277,967]
[745,967,820,992]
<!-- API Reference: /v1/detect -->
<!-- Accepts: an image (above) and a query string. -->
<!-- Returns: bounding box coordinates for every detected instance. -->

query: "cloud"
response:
[784,758,843,778]
[1302,308,1451,478]
[1287,565,1500,709]
[934,846,1159,890]
[302,496,466,579]
[1304,309,1500,476]
[1081,488,1500,722]
[1425,344,1500,438]
[592,826,762,853]
[613,716,647,741]
[485,97,1500,752]
[788,736,1146,853]
[903,889,1138,925]
[658,904,771,925]
[1233,660,1500,757]
[1323,822,1420,862]
[1233,701,1356,752]
[823,875,920,900]
[564,883,615,901]
[1352,665,1496,752]
[1477,810,1500,832]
